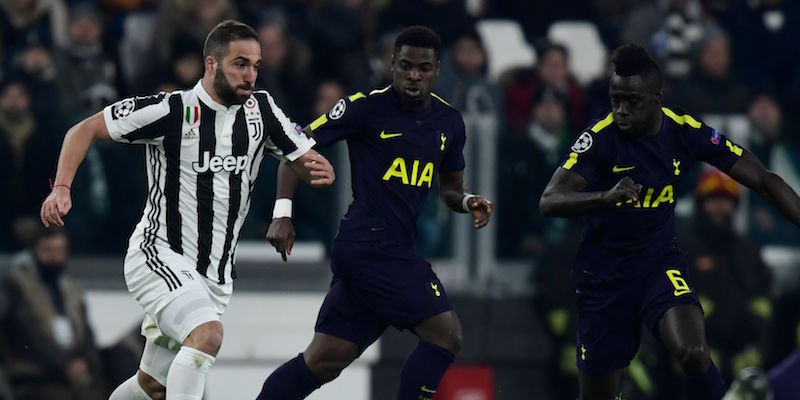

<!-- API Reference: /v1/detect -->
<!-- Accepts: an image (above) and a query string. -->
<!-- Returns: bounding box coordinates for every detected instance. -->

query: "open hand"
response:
[266,217,295,262]
[467,196,493,229]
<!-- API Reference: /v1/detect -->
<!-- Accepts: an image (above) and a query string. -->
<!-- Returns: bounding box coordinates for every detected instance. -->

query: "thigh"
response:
[640,262,703,339]
[576,281,642,376]
[413,310,462,346]
[314,278,388,354]
[657,304,707,357]
[332,241,454,332]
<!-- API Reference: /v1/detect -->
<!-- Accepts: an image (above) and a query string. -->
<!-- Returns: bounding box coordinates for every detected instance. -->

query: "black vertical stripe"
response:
[196,103,216,277]
[140,145,180,291]
[217,109,249,284]
[164,94,184,254]
[255,92,298,156]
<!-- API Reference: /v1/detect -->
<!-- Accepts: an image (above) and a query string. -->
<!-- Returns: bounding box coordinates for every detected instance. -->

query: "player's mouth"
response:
[404,86,421,97]
[238,86,253,95]
[617,120,631,129]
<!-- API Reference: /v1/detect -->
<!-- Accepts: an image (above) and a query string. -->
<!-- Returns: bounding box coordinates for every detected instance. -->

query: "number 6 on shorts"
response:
[666,269,691,297]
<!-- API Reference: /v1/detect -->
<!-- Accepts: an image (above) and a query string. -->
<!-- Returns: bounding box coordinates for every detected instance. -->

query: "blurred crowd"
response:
[0,0,799,398]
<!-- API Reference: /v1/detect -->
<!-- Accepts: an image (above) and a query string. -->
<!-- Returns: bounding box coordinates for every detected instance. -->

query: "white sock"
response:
[109,374,153,400]
[166,346,215,400]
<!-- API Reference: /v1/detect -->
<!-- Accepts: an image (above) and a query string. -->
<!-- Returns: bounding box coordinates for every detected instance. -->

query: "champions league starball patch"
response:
[571,131,594,153]
[112,98,135,119]
[329,98,346,120]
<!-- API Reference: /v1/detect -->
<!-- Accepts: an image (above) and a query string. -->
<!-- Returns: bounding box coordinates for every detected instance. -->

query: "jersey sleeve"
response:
[257,91,316,163]
[103,92,176,145]
[441,113,466,172]
[685,123,743,172]
[560,129,605,183]
[307,93,368,146]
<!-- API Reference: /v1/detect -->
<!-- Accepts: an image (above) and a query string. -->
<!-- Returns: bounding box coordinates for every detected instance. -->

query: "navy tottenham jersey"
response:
[310,85,466,245]
[562,107,743,283]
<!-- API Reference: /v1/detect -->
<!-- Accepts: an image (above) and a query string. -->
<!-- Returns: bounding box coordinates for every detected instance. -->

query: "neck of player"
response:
[645,112,663,137]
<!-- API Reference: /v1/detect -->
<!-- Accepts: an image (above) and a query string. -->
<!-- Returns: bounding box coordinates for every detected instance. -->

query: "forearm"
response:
[539,189,608,217]
[759,171,800,227]
[441,187,470,213]
[52,125,96,187]
[276,161,301,200]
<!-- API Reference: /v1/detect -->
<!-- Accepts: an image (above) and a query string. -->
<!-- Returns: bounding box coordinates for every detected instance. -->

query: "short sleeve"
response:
[686,124,743,172]
[255,91,316,162]
[560,130,604,183]
[103,92,177,145]
[308,92,368,146]
[441,114,466,172]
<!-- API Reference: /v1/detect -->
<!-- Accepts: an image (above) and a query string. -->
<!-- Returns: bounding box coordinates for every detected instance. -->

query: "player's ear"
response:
[390,53,395,73]
[654,89,664,104]
[204,56,217,75]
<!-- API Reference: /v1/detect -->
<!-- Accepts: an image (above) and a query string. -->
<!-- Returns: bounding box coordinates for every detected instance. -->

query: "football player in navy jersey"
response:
[255,26,492,400]
[540,44,800,400]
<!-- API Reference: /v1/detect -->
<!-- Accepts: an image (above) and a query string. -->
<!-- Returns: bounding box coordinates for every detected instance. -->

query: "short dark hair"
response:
[611,43,663,89]
[394,25,441,60]
[202,20,259,60]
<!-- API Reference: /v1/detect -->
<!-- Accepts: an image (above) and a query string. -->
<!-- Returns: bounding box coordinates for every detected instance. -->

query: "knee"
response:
[305,349,358,384]
[185,321,224,356]
[675,345,711,377]
[137,370,166,400]
[443,329,464,354]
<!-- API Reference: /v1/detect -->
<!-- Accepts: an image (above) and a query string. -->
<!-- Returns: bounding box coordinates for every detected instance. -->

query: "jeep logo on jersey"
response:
[192,151,249,174]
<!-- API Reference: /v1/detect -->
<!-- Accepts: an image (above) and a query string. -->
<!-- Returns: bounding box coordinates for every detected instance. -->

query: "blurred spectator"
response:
[504,40,586,137]
[722,0,800,111]
[254,13,315,124]
[745,93,800,247]
[436,29,500,116]
[498,89,570,259]
[165,37,203,89]
[0,227,106,400]
[621,0,723,81]
[0,79,57,252]
[584,58,613,121]
[0,0,68,54]
[364,30,394,90]
[54,3,116,123]
[668,31,750,115]
[531,221,582,400]
[308,0,366,88]
[679,169,771,381]
[9,40,64,133]
[153,0,238,66]
[377,0,474,47]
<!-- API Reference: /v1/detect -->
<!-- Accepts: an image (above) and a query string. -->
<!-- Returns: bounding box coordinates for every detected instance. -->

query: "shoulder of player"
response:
[660,106,704,131]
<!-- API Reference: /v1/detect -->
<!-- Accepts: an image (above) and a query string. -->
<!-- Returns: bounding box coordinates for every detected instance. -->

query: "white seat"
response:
[475,19,536,82]
[548,21,607,85]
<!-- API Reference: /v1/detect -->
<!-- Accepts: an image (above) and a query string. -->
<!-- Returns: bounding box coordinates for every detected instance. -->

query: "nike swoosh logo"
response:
[421,386,436,394]
[379,130,403,139]
[612,165,636,173]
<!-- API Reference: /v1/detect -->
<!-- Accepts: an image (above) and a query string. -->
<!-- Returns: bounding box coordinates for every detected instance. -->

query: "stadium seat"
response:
[475,19,536,83]
[547,21,607,85]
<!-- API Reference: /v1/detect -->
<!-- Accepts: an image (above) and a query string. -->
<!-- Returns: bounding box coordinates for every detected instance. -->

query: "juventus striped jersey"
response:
[103,81,315,284]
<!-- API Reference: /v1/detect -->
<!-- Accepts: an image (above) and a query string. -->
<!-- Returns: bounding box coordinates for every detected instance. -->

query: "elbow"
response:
[539,193,555,217]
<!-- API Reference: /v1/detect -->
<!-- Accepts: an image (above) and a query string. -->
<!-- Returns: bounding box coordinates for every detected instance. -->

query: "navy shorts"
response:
[314,240,453,353]
[575,257,702,375]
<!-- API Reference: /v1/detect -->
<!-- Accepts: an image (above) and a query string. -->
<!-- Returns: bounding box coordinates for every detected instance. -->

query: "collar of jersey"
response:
[194,80,242,113]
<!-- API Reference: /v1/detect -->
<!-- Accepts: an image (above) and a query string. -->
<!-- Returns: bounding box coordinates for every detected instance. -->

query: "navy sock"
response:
[397,341,455,400]
[256,353,321,400]
[687,362,725,400]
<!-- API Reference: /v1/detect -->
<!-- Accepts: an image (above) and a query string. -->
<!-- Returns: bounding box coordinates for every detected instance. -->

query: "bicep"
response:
[543,167,590,195]
[726,149,769,193]
[86,111,112,141]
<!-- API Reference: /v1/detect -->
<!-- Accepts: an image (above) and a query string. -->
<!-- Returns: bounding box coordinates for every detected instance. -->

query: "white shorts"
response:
[124,245,232,385]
